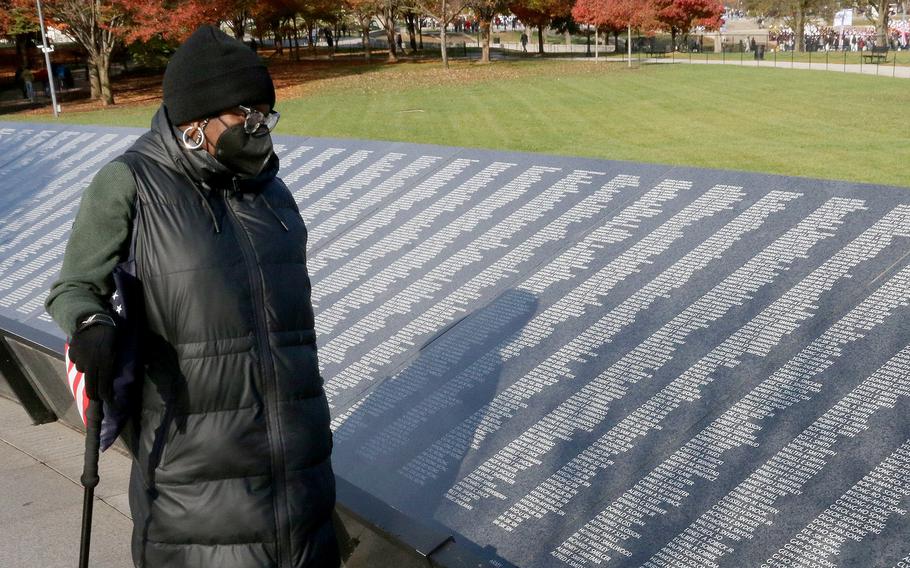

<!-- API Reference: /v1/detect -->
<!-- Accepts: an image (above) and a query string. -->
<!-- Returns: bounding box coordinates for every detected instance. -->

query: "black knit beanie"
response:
[163,25,275,125]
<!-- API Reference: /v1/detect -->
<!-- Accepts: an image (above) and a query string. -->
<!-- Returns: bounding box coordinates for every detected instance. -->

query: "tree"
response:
[865,0,890,46]
[0,0,35,41]
[469,0,508,62]
[508,0,574,54]
[415,0,469,66]
[744,0,825,51]
[375,0,402,61]
[0,0,39,72]
[250,0,297,56]
[210,0,258,40]
[572,0,655,35]
[318,2,345,54]
[402,7,419,51]
[16,0,132,105]
[573,0,655,64]
[292,0,341,56]
[123,0,226,42]
[651,0,723,49]
[29,0,235,106]
[345,0,382,59]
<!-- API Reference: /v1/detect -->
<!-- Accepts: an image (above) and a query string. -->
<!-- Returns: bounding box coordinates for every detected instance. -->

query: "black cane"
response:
[79,399,103,568]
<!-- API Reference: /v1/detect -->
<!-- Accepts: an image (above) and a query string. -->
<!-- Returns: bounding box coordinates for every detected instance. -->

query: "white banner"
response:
[834,9,854,27]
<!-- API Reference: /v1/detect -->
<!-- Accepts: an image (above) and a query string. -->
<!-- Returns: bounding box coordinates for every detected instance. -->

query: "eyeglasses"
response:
[237,104,280,135]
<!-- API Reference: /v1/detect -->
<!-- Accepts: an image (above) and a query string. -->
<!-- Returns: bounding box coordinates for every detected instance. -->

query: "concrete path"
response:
[666,56,909,78]
[0,396,394,568]
[0,396,133,567]
[586,54,910,79]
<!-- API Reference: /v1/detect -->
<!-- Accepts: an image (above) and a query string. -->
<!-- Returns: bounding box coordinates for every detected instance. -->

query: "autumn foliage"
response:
[2,0,343,106]
[572,0,722,39]
[653,0,724,38]
[118,0,226,42]
[572,0,655,33]
[508,0,574,53]
[0,0,725,109]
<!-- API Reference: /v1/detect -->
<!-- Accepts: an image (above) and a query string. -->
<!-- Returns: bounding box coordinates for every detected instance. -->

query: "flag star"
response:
[112,291,119,301]
[114,304,123,314]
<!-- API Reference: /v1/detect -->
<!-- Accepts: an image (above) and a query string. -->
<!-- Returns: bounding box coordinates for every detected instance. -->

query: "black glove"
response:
[69,317,118,403]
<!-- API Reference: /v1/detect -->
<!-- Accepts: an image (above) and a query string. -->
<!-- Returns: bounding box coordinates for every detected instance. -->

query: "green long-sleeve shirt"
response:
[44,160,137,337]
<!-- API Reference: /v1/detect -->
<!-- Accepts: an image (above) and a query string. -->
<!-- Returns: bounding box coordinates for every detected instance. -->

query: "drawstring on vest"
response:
[193,183,222,234]
[262,195,290,232]
[233,178,289,232]
[174,157,222,234]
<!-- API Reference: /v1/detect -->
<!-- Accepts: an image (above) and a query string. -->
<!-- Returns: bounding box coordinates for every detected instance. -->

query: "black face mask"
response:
[213,121,273,178]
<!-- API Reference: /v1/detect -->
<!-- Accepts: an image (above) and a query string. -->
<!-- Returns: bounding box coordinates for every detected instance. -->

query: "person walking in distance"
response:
[45,25,339,568]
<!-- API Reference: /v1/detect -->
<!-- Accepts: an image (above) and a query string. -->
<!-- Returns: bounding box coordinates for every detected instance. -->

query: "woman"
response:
[45,25,339,568]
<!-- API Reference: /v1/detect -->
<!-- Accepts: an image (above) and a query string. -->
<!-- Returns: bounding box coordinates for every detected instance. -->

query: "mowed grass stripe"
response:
[6,62,907,187]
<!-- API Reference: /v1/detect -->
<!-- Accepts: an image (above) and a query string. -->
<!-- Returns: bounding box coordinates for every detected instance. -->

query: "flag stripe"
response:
[65,342,88,426]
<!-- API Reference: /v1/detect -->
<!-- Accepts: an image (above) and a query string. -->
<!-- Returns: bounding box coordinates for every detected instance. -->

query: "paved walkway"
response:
[0,396,404,567]
[583,54,910,79]
[669,56,909,78]
[0,396,133,567]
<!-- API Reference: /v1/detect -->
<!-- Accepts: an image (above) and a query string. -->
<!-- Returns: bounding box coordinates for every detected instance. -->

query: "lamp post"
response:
[35,0,60,117]
[595,26,599,60]
[627,24,632,68]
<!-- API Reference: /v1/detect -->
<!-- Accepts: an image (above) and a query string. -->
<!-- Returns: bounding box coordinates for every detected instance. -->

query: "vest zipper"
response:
[222,194,292,567]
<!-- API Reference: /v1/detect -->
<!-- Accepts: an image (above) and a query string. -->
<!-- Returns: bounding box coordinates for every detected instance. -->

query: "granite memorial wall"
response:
[1,122,908,568]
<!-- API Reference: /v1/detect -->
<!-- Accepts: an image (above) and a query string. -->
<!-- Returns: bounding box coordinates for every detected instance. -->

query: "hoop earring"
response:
[181,119,209,150]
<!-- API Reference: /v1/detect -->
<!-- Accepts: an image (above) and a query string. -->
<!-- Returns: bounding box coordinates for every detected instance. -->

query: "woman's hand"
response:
[69,315,118,403]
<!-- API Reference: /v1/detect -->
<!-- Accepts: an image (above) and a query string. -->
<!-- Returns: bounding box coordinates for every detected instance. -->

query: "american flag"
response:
[65,341,89,426]
[64,279,138,451]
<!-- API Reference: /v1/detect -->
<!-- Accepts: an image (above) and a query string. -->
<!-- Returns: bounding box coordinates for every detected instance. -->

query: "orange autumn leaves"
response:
[573,0,723,35]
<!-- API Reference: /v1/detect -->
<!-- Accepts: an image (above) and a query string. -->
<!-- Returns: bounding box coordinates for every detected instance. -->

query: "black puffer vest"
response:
[120,107,338,567]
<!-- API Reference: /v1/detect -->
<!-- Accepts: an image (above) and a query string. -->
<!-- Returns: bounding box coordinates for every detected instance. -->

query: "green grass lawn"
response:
[7,60,908,187]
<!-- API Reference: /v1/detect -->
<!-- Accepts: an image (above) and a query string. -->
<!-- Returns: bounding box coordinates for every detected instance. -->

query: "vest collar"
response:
[152,104,280,195]
[139,105,288,234]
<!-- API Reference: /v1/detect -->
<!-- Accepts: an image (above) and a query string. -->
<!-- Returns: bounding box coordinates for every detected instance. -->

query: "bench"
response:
[646,47,670,58]
[862,45,889,63]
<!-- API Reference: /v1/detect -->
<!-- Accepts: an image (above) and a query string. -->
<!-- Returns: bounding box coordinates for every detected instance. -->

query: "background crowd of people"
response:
[769,21,909,51]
